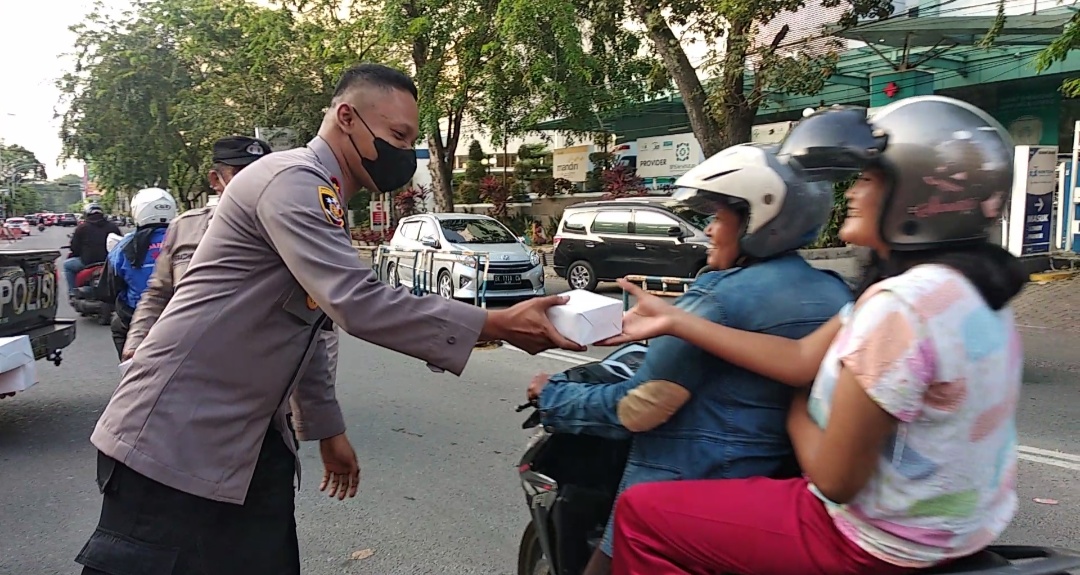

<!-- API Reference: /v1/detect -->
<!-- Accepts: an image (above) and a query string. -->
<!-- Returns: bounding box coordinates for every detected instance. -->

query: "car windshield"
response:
[665,204,714,231]
[440,218,517,244]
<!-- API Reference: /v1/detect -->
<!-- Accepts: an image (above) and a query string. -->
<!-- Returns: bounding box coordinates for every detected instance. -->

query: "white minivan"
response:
[386,213,545,302]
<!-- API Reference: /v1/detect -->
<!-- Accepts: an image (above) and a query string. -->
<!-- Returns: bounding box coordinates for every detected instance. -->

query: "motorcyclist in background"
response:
[98,188,177,358]
[65,203,122,298]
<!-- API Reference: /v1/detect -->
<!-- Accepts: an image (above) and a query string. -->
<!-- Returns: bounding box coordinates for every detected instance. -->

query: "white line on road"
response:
[503,345,1080,471]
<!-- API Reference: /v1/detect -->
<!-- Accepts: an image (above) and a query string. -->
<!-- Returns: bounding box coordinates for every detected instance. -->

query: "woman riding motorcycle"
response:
[526,143,853,574]
[598,96,1027,575]
[99,188,178,358]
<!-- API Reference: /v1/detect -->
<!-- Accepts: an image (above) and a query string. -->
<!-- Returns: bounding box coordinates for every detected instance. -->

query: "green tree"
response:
[509,143,548,201]
[0,143,48,217]
[456,139,486,204]
[59,0,393,209]
[498,0,890,156]
[29,175,85,213]
[482,0,659,146]
[994,8,1080,96]
[381,0,501,212]
[58,1,199,204]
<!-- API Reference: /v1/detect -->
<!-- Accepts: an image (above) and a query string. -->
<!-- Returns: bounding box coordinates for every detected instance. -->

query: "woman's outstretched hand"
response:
[596,278,686,345]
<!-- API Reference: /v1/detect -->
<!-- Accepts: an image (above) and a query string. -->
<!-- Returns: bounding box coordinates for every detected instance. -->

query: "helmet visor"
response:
[778,107,887,182]
[672,187,748,216]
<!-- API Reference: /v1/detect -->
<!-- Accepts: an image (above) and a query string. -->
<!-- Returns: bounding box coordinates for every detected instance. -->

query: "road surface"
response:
[0,228,1076,574]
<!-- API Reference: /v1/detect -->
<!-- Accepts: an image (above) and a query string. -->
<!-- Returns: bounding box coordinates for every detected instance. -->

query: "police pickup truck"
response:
[0,249,76,397]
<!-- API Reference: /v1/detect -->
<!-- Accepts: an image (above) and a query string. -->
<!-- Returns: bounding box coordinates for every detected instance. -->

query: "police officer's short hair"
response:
[333,63,418,102]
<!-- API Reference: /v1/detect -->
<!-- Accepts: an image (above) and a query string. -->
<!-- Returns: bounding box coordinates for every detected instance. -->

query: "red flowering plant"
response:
[479,176,512,220]
[393,185,432,218]
[599,165,648,200]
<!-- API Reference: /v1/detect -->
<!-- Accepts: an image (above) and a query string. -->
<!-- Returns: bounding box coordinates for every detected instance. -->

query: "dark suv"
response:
[552,198,714,291]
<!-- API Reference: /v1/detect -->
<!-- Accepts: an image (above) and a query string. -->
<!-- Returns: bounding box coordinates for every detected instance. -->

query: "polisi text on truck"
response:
[0,269,55,317]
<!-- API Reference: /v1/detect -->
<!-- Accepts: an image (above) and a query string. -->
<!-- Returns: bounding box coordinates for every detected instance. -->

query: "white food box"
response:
[0,336,39,395]
[545,289,624,346]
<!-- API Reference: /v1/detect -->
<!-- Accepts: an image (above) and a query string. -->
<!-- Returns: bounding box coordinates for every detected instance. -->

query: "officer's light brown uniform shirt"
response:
[92,136,487,504]
[123,202,342,443]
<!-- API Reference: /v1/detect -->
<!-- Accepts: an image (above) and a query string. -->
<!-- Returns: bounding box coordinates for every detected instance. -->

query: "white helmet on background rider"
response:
[671,143,834,259]
[130,187,178,227]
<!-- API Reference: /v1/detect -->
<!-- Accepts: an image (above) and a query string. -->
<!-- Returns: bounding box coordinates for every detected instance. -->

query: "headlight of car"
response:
[530,250,541,267]
[457,256,477,268]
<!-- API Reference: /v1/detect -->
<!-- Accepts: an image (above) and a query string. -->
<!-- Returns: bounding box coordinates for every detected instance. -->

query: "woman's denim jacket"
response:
[537,253,853,554]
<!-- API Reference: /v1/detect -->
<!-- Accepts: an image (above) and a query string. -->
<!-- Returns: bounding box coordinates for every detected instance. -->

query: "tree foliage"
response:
[0,143,49,216]
[58,0,393,208]
[1030,10,1080,96]
[498,0,890,156]
[376,0,502,212]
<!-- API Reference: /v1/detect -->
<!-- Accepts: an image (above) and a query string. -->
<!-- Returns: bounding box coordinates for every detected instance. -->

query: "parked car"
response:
[4,217,31,237]
[57,213,78,227]
[386,213,545,302]
[552,197,714,292]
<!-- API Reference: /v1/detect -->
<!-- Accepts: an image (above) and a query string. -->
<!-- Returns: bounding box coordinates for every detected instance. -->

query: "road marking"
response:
[1018,446,1080,471]
[503,345,1080,471]
[503,345,597,365]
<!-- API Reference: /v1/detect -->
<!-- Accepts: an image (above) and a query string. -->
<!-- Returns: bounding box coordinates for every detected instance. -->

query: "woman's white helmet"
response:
[672,143,833,259]
[131,187,178,227]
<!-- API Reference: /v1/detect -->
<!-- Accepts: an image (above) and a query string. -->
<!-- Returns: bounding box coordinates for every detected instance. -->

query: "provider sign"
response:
[553,145,591,182]
[1006,145,1057,256]
[636,133,704,179]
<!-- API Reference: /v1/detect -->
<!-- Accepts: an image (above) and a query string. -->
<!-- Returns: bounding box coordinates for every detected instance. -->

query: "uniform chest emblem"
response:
[306,294,319,310]
[319,186,345,228]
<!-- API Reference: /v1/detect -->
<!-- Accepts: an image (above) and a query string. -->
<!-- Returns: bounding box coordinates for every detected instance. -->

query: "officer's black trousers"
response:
[75,429,299,575]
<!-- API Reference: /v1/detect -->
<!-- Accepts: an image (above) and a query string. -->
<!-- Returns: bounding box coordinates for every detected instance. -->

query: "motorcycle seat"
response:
[75,264,105,287]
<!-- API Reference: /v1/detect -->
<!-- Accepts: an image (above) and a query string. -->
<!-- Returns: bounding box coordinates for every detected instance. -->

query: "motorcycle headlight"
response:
[530,250,541,267]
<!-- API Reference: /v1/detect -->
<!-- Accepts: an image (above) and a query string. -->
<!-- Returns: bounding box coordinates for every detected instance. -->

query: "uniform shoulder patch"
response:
[318,186,345,228]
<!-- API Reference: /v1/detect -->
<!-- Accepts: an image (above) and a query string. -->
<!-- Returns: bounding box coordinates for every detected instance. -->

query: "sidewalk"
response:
[1013,275,1080,333]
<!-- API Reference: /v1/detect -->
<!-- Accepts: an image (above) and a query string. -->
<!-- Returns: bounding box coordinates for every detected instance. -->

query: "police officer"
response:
[77,63,582,575]
[120,135,358,502]
[121,136,275,359]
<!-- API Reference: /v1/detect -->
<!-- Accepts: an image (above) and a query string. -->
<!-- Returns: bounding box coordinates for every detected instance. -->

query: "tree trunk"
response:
[427,135,455,212]
[635,6,725,157]
[716,20,783,149]
[719,104,756,150]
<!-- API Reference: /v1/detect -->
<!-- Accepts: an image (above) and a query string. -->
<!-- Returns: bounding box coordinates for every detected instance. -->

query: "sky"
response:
[0,0,109,180]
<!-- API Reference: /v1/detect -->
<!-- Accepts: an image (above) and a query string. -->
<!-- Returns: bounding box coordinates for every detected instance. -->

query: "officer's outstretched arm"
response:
[256,167,487,376]
[124,225,177,356]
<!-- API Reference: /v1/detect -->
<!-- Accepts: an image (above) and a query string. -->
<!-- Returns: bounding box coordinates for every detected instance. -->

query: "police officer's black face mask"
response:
[347,107,417,193]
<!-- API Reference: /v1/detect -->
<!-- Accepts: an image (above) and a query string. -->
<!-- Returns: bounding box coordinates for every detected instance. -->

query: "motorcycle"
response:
[37,224,46,232]
[515,343,1080,575]
[61,245,112,326]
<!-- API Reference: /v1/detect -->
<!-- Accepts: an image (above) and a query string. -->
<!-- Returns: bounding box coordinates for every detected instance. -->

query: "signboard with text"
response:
[1006,145,1057,256]
[635,133,704,179]
[552,145,592,182]
[370,201,387,231]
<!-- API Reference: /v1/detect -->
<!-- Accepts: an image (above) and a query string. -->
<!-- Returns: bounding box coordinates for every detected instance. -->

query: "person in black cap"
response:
[123,135,272,355]
[208,135,272,199]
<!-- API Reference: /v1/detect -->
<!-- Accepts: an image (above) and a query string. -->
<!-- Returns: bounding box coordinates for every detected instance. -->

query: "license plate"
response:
[493,274,521,284]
